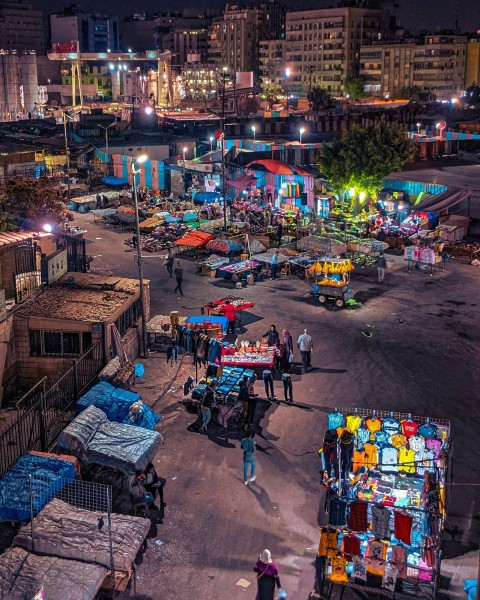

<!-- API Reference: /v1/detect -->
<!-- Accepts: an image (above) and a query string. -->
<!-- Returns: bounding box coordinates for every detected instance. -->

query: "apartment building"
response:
[0,0,45,53]
[360,35,468,100]
[259,39,286,90]
[209,1,285,74]
[50,6,120,53]
[284,6,388,97]
[466,39,480,88]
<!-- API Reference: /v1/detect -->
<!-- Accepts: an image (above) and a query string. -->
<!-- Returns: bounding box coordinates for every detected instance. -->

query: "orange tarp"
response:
[174,231,214,247]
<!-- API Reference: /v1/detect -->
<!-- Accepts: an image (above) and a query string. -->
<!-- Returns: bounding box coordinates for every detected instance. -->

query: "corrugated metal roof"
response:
[0,231,53,248]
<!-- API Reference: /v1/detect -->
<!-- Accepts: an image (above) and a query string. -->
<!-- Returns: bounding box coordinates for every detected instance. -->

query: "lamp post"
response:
[63,113,71,203]
[209,136,214,151]
[299,127,305,144]
[416,122,421,135]
[97,122,115,172]
[251,125,256,143]
[221,132,227,232]
[182,146,187,168]
[131,154,149,359]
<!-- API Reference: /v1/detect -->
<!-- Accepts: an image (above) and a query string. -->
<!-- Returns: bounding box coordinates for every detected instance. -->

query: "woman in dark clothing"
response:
[263,325,280,347]
[254,549,282,600]
[144,463,167,507]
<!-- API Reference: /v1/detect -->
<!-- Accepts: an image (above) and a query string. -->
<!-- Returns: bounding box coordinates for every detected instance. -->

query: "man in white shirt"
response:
[297,328,313,372]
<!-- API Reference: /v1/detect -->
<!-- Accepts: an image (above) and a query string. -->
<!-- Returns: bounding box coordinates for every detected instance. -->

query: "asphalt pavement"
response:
[76,213,480,600]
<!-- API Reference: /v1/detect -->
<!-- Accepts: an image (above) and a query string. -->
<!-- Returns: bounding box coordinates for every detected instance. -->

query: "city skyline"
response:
[29,0,479,35]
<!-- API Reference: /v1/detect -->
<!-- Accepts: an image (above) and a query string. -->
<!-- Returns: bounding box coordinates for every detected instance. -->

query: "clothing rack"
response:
[332,407,450,429]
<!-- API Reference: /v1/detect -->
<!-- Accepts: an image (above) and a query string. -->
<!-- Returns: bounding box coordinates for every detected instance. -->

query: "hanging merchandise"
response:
[394,511,413,546]
[382,561,399,592]
[371,505,391,540]
[314,408,451,600]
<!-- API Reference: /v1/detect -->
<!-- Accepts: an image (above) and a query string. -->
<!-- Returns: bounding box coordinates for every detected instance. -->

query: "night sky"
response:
[31,0,480,34]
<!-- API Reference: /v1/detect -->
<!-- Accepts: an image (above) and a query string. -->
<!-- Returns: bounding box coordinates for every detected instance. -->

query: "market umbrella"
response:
[246,159,295,175]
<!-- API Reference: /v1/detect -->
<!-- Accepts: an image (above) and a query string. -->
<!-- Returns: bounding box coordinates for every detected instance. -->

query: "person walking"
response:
[254,549,283,600]
[246,386,258,428]
[277,221,284,247]
[262,369,275,400]
[200,385,214,432]
[282,328,294,370]
[270,250,279,280]
[241,432,256,485]
[220,299,236,335]
[132,233,138,249]
[165,248,174,278]
[239,377,250,426]
[376,252,387,283]
[297,328,314,372]
[174,261,184,296]
[282,372,293,403]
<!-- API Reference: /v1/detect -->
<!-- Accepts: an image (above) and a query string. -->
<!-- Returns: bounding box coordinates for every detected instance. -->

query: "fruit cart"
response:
[308,259,355,309]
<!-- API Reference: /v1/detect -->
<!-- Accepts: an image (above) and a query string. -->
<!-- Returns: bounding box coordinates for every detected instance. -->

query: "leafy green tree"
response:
[344,76,366,100]
[307,87,333,111]
[4,176,65,228]
[394,86,422,101]
[317,122,414,198]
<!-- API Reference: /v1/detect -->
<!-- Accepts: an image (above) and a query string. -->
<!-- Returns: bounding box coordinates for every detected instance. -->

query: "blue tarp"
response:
[193,192,222,204]
[0,454,75,523]
[101,176,129,186]
[75,382,160,429]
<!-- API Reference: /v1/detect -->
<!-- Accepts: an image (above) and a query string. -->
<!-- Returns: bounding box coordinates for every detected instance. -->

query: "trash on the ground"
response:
[236,578,251,588]
[167,387,175,393]
[362,331,373,338]
[155,540,164,546]
[172,476,177,480]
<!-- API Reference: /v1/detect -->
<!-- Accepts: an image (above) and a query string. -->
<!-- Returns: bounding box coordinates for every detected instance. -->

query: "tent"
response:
[414,186,472,212]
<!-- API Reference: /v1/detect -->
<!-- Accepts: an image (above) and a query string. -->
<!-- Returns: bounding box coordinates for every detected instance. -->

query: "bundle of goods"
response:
[153,211,171,219]
[199,254,230,269]
[297,235,346,255]
[183,210,199,223]
[124,223,194,252]
[139,217,163,232]
[192,366,255,406]
[404,246,439,264]
[382,225,416,238]
[218,260,260,274]
[98,356,122,383]
[308,259,354,275]
[164,214,183,223]
[205,296,254,310]
[249,239,267,253]
[174,230,214,248]
[350,239,389,254]
[444,240,480,259]
[206,238,243,254]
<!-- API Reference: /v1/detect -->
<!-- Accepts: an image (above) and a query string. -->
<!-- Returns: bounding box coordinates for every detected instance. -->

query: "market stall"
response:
[404,246,444,274]
[0,454,76,523]
[76,382,161,430]
[0,547,106,600]
[317,407,450,600]
[174,230,214,253]
[196,254,230,276]
[443,239,480,264]
[125,223,194,253]
[348,239,389,266]
[57,405,162,474]
[221,341,276,370]
[146,313,188,347]
[215,260,262,282]
[188,365,256,427]
[14,498,150,572]
[203,296,255,317]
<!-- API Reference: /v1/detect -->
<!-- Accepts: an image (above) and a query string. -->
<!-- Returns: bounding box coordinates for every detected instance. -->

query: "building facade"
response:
[0,0,45,53]
[360,35,468,100]
[121,14,157,52]
[209,1,285,75]
[284,6,388,97]
[50,7,120,53]
[259,39,286,91]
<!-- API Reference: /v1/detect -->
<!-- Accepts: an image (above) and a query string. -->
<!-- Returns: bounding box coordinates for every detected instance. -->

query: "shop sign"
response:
[43,249,68,284]
[183,160,213,173]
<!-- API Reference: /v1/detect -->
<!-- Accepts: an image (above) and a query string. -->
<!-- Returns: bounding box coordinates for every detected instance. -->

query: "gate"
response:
[13,240,41,303]
[56,233,87,273]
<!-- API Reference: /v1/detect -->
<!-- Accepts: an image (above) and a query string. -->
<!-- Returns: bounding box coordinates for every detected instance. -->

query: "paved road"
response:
[76,213,480,599]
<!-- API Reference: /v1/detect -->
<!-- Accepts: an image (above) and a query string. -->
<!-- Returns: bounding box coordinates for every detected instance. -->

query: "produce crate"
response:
[102,569,133,592]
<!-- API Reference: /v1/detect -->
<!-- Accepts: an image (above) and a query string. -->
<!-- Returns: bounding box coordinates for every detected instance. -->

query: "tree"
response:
[307,87,333,111]
[344,76,366,101]
[264,87,283,109]
[317,122,414,198]
[4,176,65,229]
[394,86,422,101]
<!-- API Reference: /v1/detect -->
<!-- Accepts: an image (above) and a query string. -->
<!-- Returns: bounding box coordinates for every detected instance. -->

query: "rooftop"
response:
[0,231,53,249]
[23,272,142,322]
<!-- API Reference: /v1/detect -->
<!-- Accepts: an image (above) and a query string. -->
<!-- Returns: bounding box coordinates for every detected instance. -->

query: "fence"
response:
[0,338,105,479]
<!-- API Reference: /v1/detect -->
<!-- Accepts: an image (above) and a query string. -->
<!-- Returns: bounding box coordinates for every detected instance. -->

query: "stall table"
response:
[147,314,187,347]
[220,348,276,370]
[215,260,261,282]
[203,296,255,319]
[186,315,229,334]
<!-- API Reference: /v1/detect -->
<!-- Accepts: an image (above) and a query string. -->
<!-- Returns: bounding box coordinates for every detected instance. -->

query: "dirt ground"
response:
[77,212,480,600]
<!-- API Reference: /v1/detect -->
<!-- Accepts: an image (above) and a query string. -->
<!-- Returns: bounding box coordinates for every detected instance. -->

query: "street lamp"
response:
[131,154,149,359]
[209,136,214,151]
[299,127,305,144]
[97,122,115,165]
[416,122,421,135]
[251,125,256,143]
[182,146,187,167]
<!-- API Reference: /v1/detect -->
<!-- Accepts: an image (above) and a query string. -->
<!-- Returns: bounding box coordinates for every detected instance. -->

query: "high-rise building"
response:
[466,39,480,89]
[259,39,285,91]
[162,27,210,66]
[50,6,120,53]
[284,6,388,96]
[208,1,286,74]
[0,0,45,53]
[360,35,468,100]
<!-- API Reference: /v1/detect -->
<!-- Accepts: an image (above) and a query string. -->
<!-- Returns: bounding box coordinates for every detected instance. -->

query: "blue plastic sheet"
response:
[0,455,75,523]
[134,363,145,378]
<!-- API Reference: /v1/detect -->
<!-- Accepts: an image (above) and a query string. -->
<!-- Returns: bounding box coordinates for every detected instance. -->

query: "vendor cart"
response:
[307,259,355,309]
